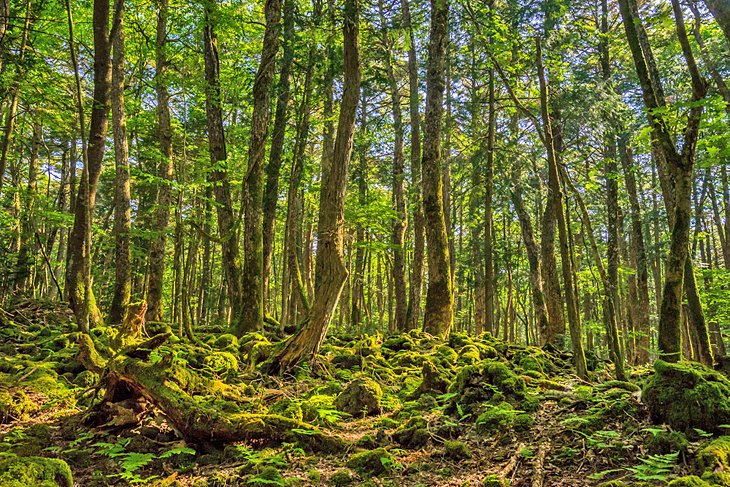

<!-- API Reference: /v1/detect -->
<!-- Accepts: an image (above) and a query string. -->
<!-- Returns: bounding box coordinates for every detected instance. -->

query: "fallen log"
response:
[78,333,346,452]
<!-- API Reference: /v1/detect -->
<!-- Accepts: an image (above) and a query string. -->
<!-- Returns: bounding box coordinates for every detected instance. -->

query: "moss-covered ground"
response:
[1,300,730,486]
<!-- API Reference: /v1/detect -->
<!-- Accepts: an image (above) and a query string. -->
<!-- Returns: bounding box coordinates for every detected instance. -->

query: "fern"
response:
[626,451,679,482]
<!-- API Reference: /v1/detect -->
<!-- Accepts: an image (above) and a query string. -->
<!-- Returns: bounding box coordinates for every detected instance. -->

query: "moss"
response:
[203,351,239,377]
[436,345,458,364]
[595,380,641,393]
[331,468,357,486]
[458,345,481,366]
[443,440,471,460]
[72,370,99,388]
[334,378,382,417]
[666,476,711,487]
[307,469,321,483]
[392,416,430,449]
[346,447,393,476]
[269,399,304,422]
[392,350,425,368]
[696,436,730,473]
[0,456,73,487]
[0,388,38,422]
[701,471,730,485]
[481,474,506,487]
[211,333,238,351]
[383,335,415,352]
[513,413,534,431]
[643,360,730,434]
[645,429,688,455]
[416,360,449,397]
[247,466,285,487]
[476,402,519,433]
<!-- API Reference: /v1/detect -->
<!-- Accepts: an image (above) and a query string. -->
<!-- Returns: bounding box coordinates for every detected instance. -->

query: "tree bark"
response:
[240,0,281,335]
[203,1,244,327]
[536,38,587,378]
[109,0,131,324]
[65,0,112,326]
[145,0,176,323]
[402,0,424,331]
[262,0,294,310]
[619,138,651,364]
[703,0,730,45]
[269,0,360,373]
[378,2,408,331]
[421,0,453,337]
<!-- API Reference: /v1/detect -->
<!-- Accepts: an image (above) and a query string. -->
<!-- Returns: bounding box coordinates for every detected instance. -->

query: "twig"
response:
[532,441,550,487]
[498,442,524,484]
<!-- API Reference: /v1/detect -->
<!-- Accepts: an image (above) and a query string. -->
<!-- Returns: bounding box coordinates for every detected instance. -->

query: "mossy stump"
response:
[642,360,730,434]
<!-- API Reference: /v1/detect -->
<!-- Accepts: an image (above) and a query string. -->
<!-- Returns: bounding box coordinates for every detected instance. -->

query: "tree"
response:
[240,0,281,335]
[421,0,453,337]
[269,0,360,373]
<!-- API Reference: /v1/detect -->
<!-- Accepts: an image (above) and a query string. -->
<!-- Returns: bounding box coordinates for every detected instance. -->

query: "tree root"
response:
[77,333,347,452]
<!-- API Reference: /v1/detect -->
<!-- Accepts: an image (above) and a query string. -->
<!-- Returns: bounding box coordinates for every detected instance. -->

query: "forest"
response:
[1,0,730,484]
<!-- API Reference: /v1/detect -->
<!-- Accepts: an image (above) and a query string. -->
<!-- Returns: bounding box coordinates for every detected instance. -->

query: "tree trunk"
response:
[269,0,360,373]
[65,0,112,326]
[402,0,424,331]
[619,138,651,364]
[703,0,730,45]
[109,0,131,324]
[420,0,453,337]
[263,0,294,310]
[378,2,408,331]
[14,120,40,292]
[536,38,586,378]
[203,1,244,327]
[240,0,281,335]
[145,0,176,323]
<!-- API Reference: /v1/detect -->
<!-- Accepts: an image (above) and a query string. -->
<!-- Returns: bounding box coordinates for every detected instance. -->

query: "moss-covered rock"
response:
[643,360,730,434]
[644,428,688,455]
[476,402,520,433]
[0,456,73,487]
[695,436,730,474]
[345,447,394,476]
[335,378,382,417]
[443,440,471,460]
[202,351,239,377]
[331,468,357,486]
[415,360,449,397]
[247,466,285,487]
[666,476,711,487]
[211,333,238,351]
[392,416,430,449]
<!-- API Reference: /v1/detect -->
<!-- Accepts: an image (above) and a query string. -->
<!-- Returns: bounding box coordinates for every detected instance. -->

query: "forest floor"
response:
[0,300,727,486]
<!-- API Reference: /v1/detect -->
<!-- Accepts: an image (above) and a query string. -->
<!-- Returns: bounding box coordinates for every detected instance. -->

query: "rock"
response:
[443,440,471,460]
[335,378,382,417]
[696,436,730,474]
[392,416,430,449]
[643,360,730,434]
[0,456,73,487]
[667,476,711,487]
[331,468,357,486]
[415,360,449,397]
[346,447,394,476]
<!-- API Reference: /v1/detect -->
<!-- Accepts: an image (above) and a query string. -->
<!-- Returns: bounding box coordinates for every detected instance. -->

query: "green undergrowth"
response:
[3,300,730,485]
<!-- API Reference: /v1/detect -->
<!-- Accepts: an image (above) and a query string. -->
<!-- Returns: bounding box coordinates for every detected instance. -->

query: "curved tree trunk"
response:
[269,0,360,373]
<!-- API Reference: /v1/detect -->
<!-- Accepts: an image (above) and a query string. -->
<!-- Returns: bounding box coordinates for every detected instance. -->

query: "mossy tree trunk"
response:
[703,0,730,45]
[422,0,453,338]
[240,0,281,335]
[262,0,294,311]
[378,2,408,331]
[109,0,131,325]
[145,0,175,323]
[402,0,424,332]
[203,1,244,328]
[269,0,360,373]
[618,0,708,363]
